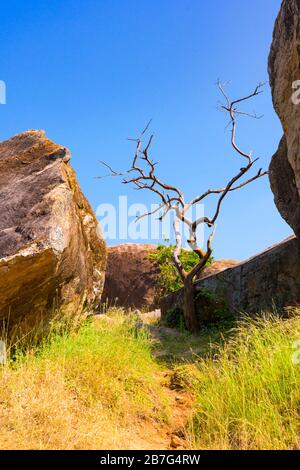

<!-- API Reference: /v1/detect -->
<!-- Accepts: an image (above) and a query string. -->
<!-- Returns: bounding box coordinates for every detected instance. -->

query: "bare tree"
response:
[99,82,267,333]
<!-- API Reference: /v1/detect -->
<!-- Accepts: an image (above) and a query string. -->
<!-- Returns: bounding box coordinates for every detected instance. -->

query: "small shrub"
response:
[149,244,213,296]
[194,288,232,324]
[164,307,185,330]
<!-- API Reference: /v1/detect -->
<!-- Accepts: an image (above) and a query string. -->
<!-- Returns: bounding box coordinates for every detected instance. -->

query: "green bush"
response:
[164,307,185,330]
[194,288,232,324]
[149,244,213,295]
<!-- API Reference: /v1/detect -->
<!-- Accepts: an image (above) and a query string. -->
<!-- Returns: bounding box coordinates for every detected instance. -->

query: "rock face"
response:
[0,130,106,332]
[269,0,300,236]
[102,244,160,309]
[197,259,239,280]
[160,236,300,322]
[102,247,238,311]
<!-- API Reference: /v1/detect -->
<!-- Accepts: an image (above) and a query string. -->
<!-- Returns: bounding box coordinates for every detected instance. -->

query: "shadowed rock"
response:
[0,130,106,333]
[102,244,160,309]
[268,0,300,236]
[196,259,239,281]
[161,236,300,322]
[269,136,300,235]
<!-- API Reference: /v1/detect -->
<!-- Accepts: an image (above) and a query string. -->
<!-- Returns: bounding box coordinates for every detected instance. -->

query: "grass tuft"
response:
[186,315,300,449]
[1,309,300,450]
[0,309,169,449]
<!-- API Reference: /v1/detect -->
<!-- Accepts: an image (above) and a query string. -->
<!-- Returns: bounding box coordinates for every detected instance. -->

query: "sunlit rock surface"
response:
[0,130,106,332]
[269,0,300,236]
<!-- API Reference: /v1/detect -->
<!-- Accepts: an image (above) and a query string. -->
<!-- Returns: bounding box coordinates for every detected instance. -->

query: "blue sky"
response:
[0,0,291,260]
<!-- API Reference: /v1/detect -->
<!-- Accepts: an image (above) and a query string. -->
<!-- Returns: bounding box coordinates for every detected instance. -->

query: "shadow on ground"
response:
[142,314,235,365]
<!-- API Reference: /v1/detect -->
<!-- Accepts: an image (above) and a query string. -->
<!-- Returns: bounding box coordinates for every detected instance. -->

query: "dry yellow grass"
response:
[185,315,300,450]
[1,309,300,450]
[0,310,169,449]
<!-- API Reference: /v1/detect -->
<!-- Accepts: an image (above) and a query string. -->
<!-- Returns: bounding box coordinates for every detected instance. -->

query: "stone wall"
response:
[160,236,300,321]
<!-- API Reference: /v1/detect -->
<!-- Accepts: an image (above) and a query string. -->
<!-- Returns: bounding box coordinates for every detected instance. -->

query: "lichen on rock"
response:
[0,130,106,333]
[268,0,300,236]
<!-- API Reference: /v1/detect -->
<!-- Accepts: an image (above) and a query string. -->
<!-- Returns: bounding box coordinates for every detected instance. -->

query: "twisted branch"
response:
[99,82,267,283]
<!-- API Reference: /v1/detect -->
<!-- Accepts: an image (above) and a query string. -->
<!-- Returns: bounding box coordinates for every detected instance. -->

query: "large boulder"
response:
[0,130,106,333]
[102,244,160,309]
[269,0,300,236]
[196,259,239,280]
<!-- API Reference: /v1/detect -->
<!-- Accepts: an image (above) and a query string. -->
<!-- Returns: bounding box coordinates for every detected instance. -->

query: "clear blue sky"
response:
[0,0,291,260]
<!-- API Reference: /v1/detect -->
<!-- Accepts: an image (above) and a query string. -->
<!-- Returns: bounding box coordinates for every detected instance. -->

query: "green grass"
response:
[148,244,213,295]
[150,321,233,364]
[0,309,169,449]
[1,308,300,449]
[182,315,300,449]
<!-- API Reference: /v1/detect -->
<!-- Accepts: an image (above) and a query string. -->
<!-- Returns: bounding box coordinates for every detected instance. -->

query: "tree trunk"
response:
[183,276,199,333]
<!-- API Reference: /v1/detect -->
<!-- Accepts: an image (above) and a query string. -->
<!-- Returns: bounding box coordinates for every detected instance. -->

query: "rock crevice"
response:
[269,0,300,236]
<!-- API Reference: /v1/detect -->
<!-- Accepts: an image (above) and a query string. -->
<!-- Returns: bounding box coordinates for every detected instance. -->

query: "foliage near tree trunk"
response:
[149,244,214,296]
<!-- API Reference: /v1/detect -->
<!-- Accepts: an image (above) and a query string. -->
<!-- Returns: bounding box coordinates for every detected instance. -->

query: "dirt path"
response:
[125,373,193,450]
[127,316,196,450]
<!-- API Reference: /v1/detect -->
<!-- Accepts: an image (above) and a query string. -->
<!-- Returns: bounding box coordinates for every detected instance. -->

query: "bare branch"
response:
[217,80,265,164]
[135,202,166,223]
[122,131,185,206]
[173,216,187,281]
[141,119,153,136]
[188,226,216,279]
[96,161,129,179]
[226,109,264,120]
[128,119,152,141]
[158,203,173,222]
[98,82,266,291]
[231,82,266,107]
[217,79,231,108]
[189,167,267,206]
[211,161,253,225]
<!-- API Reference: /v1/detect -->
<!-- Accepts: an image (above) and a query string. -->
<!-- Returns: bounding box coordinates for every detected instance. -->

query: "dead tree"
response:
[99,82,267,333]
